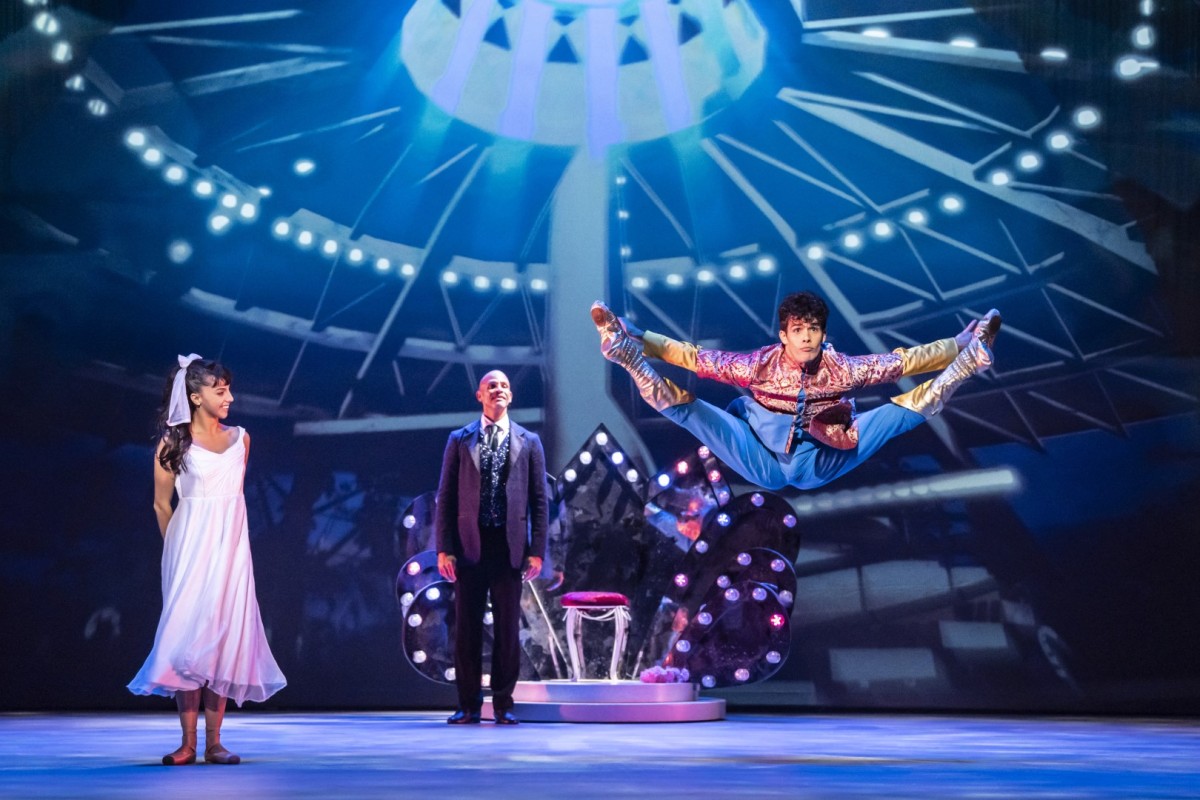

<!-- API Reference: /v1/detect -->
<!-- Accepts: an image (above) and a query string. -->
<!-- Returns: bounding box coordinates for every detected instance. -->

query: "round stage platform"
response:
[482,680,726,723]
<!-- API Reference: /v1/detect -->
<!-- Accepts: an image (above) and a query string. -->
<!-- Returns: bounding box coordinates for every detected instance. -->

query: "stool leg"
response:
[610,608,629,681]
[566,608,582,682]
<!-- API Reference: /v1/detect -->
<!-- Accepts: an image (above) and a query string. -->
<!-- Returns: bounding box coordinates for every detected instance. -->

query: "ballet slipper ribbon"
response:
[166,353,203,426]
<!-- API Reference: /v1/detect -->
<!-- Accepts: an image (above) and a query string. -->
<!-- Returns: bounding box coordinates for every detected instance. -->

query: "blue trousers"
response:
[661,396,925,490]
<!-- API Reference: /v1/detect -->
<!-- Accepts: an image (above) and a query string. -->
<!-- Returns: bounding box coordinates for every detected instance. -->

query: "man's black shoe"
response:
[447,710,481,725]
[494,710,520,725]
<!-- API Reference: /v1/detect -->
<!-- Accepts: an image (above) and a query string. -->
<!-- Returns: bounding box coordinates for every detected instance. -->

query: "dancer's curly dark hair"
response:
[777,291,829,332]
[155,359,232,475]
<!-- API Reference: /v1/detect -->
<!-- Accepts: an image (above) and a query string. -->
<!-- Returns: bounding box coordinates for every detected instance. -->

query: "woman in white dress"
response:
[128,354,287,765]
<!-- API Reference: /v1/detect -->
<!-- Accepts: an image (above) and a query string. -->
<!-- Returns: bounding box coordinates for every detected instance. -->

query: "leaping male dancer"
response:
[590,292,1001,491]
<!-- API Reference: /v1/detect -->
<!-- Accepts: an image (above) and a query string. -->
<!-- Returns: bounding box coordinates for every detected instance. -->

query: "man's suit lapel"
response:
[508,422,525,464]
[466,420,483,471]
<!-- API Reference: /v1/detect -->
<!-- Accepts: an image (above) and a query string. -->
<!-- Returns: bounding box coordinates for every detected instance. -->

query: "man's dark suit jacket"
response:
[435,419,548,570]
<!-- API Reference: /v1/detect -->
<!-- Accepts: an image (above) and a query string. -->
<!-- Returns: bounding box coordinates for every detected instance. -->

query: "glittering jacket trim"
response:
[696,342,905,450]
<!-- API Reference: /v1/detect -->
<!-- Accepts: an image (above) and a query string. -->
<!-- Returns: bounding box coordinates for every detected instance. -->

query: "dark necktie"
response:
[485,424,499,451]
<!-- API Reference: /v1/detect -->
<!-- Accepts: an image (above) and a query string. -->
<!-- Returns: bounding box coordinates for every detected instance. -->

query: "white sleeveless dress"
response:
[128,427,286,706]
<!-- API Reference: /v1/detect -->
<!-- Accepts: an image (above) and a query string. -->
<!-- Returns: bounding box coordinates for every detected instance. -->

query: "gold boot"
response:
[892,336,993,418]
[976,308,1002,349]
[591,302,693,411]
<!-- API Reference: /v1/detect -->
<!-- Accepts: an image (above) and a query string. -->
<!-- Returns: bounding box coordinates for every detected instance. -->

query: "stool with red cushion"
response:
[561,591,631,681]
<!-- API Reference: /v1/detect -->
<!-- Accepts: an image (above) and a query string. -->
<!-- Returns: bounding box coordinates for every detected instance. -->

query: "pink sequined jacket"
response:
[644,332,959,451]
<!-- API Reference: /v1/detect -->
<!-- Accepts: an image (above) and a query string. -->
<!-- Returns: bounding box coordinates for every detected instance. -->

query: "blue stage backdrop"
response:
[1,0,1198,712]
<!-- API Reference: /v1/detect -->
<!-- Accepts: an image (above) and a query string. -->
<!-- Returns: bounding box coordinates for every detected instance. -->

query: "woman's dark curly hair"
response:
[155,358,232,475]
[777,291,829,332]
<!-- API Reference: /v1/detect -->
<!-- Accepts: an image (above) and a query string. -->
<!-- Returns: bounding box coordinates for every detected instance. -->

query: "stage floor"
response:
[1,711,1198,798]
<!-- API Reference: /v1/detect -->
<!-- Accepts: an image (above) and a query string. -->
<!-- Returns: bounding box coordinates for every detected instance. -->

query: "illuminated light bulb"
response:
[473,275,491,291]
[412,650,427,664]
[400,263,416,277]
[708,469,722,483]
[403,514,416,529]
[1132,25,1155,49]
[500,277,517,291]
[426,587,440,601]
[444,668,455,681]
[219,193,238,209]
[400,592,414,606]
[1047,132,1072,151]
[348,248,365,264]
[239,202,258,220]
[656,474,670,488]
[208,214,231,233]
[407,614,423,627]
[724,588,740,602]
[756,257,775,273]
[989,170,1013,187]
[297,230,314,247]
[701,675,716,688]
[1017,152,1042,171]
[193,179,214,197]
[694,540,709,554]
[697,612,712,626]
[322,239,339,256]
[906,209,928,226]
[862,27,889,38]
[625,469,639,482]
[949,36,977,48]
[736,552,752,567]
[375,257,391,272]
[665,274,683,287]
[1074,107,1101,129]
[752,587,768,602]
[482,611,493,625]
[779,590,794,606]
[783,514,797,528]
[579,451,593,465]
[805,245,825,261]
[563,468,577,482]
[163,165,186,184]
[631,276,650,290]
[610,451,625,465]
[728,264,747,280]
[595,432,609,446]
[716,575,730,589]
[294,159,316,175]
[717,513,731,527]
[770,558,787,573]
[125,130,147,148]
[442,270,459,285]
[87,99,110,116]
[673,573,688,588]
[142,148,164,165]
[842,232,863,251]
[766,651,782,664]
[406,561,421,576]
[530,278,548,292]
[675,640,691,653]
[750,493,764,507]
[696,269,715,284]
[167,240,192,264]
[1041,47,1068,61]
[940,194,965,213]
[872,221,894,239]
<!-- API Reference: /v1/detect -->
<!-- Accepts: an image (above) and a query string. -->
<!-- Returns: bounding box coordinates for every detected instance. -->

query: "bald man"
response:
[436,370,548,725]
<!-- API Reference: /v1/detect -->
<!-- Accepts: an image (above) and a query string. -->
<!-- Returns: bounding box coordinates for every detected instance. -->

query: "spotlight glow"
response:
[989,169,1013,187]
[1073,107,1101,129]
[167,240,192,264]
[674,640,691,654]
[1116,55,1158,79]
[163,165,186,184]
[193,179,214,197]
[375,257,391,272]
[500,277,517,291]
[273,220,291,237]
[842,232,863,251]
[940,194,965,213]
[400,262,416,277]
[1047,132,1072,151]
[293,159,316,175]
[321,239,339,256]
[756,256,775,274]
[728,264,748,280]
[862,27,889,38]
[141,148,164,165]
[530,278,548,292]
[32,12,59,35]
[50,41,72,63]
[1132,25,1155,49]
[696,269,715,284]
[412,650,427,664]
[442,271,459,285]
[872,221,894,239]
[905,209,928,226]
[297,230,314,247]
[219,193,238,209]
[87,99,110,116]
[348,248,365,264]
[407,614,423,627]
[1017,152,1043,171]
[473,275,491,291]
[750,493,764,507]
[949,36,977,48]
[125,130,147,148]
[805,245,825,261]
[665,273,683,287]
[208,214,232,234]
[65,75,85,91]
[239,202,258,220]
[1041,47,1068,61]
[631,276,650,290]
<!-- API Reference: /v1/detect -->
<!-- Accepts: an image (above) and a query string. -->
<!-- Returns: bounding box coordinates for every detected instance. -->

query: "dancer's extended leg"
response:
[660,399,790,490]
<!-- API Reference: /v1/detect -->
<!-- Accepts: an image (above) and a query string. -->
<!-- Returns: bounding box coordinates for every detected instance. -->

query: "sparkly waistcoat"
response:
[478,431,510,528]
[696,342,906,450]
